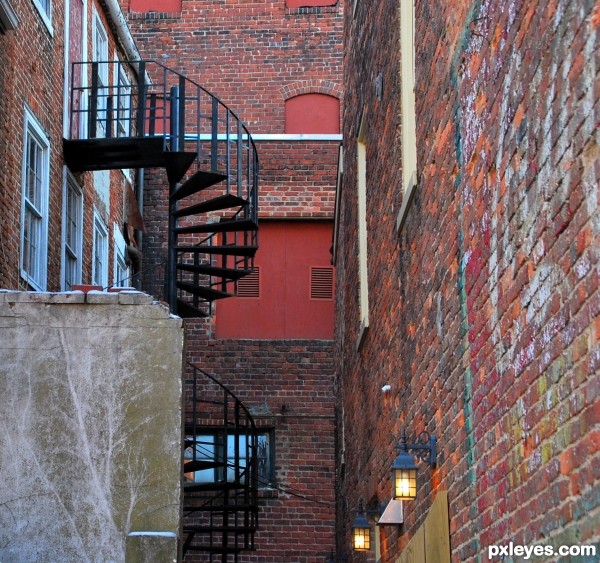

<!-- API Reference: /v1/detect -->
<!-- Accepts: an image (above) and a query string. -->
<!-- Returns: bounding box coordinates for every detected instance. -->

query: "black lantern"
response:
[391,430,436,501]
[351,504,371,551]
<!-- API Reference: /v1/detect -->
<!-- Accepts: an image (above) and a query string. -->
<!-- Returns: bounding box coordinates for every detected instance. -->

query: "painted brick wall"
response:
[336,0,598,561]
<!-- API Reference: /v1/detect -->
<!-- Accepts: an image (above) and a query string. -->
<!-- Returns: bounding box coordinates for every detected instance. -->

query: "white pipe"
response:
[103,0,141,65]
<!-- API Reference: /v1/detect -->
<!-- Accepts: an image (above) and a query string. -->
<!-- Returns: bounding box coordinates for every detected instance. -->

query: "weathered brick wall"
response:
[337,0,598,561]
[126,2,343,132]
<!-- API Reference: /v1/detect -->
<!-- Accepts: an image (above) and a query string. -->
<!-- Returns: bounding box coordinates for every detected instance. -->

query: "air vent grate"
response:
[237,267,260,298]
[310,266,334,300]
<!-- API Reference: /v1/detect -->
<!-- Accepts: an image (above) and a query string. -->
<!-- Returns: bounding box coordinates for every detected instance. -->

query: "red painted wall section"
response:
[285,94,340,134]
[129,0,181,13]
[216,221,334,339]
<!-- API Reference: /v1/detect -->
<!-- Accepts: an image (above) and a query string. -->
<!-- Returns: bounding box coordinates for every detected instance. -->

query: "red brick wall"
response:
[336,0,599,561]
[0,0,66,290]
[184,329,337,562]
[0,0,136,292]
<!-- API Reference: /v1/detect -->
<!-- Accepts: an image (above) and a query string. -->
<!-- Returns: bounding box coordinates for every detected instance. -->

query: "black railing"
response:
[183,363,259,561]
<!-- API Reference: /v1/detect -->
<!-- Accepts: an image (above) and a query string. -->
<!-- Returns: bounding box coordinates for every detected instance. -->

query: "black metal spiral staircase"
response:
[63,61,260,561]
[63,59,258,318]
[183,364,259,560]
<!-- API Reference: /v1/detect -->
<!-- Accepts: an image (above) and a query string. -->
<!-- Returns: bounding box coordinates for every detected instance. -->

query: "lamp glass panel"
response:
[394,467,417,500]
[353,526,370,551]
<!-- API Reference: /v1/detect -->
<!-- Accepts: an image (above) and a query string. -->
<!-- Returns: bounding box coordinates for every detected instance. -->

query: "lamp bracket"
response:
[394,430,437,467]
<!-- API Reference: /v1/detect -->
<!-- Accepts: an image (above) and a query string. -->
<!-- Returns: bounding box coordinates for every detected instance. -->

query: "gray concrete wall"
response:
[0,290,184,562]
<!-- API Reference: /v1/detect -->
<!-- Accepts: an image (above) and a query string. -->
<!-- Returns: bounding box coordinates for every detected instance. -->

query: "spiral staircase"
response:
[63,59,258,318]
[63,60,260,561]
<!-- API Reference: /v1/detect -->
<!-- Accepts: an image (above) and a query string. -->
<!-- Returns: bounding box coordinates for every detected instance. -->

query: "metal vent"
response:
[237,267,260,298]
[310,267,334,300]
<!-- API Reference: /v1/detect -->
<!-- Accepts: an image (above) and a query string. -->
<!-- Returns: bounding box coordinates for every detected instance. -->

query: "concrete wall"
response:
[0,290,184,562]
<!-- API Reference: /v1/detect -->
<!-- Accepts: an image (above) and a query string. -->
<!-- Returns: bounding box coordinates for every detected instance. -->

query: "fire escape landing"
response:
[63,60,260,561]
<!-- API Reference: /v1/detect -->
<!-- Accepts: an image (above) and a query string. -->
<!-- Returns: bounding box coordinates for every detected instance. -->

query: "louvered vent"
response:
[310,266,334,300]
[237,267,260,297]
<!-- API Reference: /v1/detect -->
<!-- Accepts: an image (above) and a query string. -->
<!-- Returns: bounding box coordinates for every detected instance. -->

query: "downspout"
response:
[103,0,141,65]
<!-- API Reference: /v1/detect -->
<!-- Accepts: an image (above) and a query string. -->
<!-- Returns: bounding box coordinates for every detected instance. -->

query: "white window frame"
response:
[397,0,418,232]
[92,211,109,287]
[20,108,50,291]
[92,10,109,138]
[31,0,52,34]
[63,173,84,290]
[357,114,369,349]
[115,64,131,138]
[113,222,129,287]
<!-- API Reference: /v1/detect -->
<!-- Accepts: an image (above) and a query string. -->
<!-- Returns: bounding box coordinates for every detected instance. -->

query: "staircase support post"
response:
[167,85,180,312]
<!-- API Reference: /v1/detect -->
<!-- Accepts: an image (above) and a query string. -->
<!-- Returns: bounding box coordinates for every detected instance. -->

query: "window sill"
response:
[258,487,279,499]
[396,171,418,234]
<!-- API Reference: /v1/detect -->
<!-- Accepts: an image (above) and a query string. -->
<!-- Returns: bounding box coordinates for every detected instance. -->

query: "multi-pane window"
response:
[92,11,109,138]
[92,213,108,287]
[116,67,131,138]
[63,177,83,290]
[31,0,52,30]
[21,110,49,291]
[184,432,273,488]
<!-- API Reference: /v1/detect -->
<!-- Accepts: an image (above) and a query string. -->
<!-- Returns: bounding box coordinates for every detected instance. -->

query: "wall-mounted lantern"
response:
[391,429,437,500]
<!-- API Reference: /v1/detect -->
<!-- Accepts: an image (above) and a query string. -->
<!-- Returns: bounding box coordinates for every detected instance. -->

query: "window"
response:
[286,0,336,7]
[63,175,83,290]
[184,431,274,488]
[92,212,108,287]
[0,0,18,33]
[113,223,129,287]
[92,11,109,138]
[357,114,369,346]
[116,66,131,138]
[21,109,49,291]
[31,0,52,32]
[284,94,340,134]
[397,0,418,232]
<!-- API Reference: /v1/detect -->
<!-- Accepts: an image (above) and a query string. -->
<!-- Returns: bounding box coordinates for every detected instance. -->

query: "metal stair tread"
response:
[176,263,252,280]
[175,299,210,318]
[176,281,232,300]
[173,193,248,217]
[175,244,258,257]
[174,218,258,235]
[172,171,228,201]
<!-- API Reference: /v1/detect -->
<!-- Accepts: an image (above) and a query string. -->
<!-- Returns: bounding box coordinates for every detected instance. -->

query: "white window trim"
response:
[113,222,129,288]
[92,9,109,138]
[20,108,50,291]
[62,172,84,290]
[397,0,418,233]
[92,211,109,287]
[357,114,369,350]
[115,63,131,138]
[31,0,53,35]
[0,0,19,32]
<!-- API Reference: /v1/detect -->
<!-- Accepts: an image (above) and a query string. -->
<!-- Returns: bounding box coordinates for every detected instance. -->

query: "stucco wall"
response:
[0,290,184,562]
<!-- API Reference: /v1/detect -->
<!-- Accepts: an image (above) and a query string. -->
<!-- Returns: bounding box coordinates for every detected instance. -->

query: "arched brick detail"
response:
[280,80,343,102]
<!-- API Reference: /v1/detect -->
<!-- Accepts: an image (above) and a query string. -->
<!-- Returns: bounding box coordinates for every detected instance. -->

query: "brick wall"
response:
[0,0,66,290]
[184,328,337,562]
[337,0,598,561]
[0,0,137,292]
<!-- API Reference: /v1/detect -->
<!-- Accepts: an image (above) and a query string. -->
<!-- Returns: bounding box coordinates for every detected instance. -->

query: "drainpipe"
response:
[103,0,141,65]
